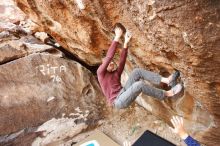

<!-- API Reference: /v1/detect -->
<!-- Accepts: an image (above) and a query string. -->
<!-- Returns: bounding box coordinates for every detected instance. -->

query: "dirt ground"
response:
[97,103,186,146]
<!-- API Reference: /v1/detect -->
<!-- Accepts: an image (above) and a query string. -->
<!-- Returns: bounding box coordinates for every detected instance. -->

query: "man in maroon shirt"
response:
[97,23,183,109]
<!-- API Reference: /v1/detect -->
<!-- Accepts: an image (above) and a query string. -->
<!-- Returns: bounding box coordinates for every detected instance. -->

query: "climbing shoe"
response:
[171,83,183,96]
[169,70,180,87]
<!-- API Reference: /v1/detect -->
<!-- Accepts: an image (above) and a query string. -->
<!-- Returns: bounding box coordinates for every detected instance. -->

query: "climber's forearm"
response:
[123,42,128,48]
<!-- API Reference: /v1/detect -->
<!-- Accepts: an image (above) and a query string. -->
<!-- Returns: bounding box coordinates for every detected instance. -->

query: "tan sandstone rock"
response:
[0,0,25,23]
[8,0,220,145]
[0,53,106,136]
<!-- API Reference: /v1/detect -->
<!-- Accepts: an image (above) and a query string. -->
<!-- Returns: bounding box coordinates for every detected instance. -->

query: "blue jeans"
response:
[113,68,165,109]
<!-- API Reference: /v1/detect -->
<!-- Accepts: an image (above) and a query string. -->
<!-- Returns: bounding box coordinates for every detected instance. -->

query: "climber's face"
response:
[107,61,117,72]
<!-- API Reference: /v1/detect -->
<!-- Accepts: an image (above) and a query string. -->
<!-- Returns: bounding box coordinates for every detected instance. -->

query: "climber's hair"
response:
[112,23,126,34]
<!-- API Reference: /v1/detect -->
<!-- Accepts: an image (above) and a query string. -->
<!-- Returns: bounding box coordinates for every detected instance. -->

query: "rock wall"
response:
[0,0,25,23]
[8,0,220,145]
[0,24,106,138]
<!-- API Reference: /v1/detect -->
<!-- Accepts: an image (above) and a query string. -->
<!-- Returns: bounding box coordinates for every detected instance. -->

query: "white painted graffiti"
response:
[37,64,67,83]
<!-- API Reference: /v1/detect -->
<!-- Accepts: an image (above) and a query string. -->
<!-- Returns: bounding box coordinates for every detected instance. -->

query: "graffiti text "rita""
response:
[37,64,66,75]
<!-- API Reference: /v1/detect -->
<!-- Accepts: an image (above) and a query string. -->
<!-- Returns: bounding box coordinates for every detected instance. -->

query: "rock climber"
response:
[170,116,200,146]
[97,23,183,109]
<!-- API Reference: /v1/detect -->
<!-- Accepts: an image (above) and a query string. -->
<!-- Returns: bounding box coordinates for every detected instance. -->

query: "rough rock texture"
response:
[0,0,25,23]
[0,22,57,65]
[1,104,187,146]
[32,117,88,146]
[0,52,106,135]
[0,21,107,145]
[9,0,220,145]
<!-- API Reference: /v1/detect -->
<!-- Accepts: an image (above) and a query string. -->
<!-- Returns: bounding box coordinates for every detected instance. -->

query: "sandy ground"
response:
[97,103,186,146]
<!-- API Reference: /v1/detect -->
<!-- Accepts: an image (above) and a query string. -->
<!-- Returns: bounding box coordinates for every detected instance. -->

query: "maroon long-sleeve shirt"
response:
[97,41,128,104]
